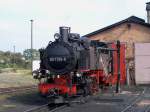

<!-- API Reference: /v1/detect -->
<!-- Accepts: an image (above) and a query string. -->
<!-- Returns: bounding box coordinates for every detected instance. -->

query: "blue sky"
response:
[0,0,149,53]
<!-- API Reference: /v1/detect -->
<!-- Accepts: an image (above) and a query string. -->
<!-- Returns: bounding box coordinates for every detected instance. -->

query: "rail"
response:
[0,86,37,94]
[120,87,150,112]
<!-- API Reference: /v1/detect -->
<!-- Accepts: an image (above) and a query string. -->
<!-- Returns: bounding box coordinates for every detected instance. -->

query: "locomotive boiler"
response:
[33,27,126,103]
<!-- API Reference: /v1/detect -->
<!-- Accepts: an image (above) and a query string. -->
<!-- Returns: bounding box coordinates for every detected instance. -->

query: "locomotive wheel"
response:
[83,77,99,96]
[83,86,91,96]
[90,77,99,94]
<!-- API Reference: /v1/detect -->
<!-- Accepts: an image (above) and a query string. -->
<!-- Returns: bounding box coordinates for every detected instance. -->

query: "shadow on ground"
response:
[6,91,48,106]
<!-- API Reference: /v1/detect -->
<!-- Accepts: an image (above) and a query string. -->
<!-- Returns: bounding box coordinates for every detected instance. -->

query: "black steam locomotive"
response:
[33,27,123,103]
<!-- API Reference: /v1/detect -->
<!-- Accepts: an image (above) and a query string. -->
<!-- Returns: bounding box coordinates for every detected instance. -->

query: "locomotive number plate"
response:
[49,57,67,62]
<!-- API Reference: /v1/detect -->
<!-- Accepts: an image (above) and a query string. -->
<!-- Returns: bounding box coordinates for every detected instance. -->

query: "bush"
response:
[0,69,2,73]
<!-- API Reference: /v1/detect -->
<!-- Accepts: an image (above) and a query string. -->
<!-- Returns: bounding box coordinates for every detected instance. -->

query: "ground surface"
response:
[0,72,150,112]
[0,70,41,112]
[0,89,47,112]
[55,86,150,112]
[0,70,37,88]
[0,85,150,112]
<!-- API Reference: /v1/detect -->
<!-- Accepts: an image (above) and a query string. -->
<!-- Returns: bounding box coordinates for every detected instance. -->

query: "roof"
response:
[84,16,150,37]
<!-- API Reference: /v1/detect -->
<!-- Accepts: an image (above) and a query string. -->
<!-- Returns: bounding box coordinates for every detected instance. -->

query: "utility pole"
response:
[30,20,33,72]
[13,45,15,68]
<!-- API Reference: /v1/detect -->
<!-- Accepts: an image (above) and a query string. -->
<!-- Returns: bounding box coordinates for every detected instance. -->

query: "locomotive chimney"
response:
[59,27,70,42]
[146,2,150,23]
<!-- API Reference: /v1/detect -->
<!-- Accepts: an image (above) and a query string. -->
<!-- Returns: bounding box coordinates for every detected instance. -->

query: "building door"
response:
[135,43,150,84]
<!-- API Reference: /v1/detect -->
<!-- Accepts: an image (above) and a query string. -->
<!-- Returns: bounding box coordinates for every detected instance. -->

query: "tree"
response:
[23,49,40,60]
[0,51,26,68]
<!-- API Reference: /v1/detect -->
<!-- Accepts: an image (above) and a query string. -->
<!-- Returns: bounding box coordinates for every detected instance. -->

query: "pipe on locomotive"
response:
[59,26,70,42]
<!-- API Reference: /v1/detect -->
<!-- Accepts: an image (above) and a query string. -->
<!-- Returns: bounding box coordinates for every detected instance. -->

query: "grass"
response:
[0,94,10,100]
[0,68,38,88]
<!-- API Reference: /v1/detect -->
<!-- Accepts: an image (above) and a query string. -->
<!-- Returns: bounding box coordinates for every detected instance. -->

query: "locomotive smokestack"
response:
[59,27,70,42]
[146,2,150,23]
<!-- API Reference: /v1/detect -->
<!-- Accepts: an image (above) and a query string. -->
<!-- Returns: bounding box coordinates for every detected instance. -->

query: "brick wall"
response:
[89,22,150,59]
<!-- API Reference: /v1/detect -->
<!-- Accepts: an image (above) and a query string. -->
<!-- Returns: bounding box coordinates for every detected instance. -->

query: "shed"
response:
[84,16,150,85]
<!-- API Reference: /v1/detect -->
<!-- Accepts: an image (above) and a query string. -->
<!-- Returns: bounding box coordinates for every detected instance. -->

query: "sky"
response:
[0,0,149,53]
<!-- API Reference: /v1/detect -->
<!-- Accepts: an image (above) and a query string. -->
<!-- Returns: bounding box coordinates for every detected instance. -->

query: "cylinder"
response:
[59,27,70,42]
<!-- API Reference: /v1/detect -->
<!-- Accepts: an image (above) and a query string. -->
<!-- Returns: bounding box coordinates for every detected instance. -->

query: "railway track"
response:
[23,95,88,112]
[0,85,37,94]
[23,103,67,112]
[120,87,150,112]
[144,106,150,112]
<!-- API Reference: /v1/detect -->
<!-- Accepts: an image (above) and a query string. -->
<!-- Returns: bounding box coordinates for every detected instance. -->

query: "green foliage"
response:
[0,51,25,68]
[0,49,40,69]
[23,49,40,60]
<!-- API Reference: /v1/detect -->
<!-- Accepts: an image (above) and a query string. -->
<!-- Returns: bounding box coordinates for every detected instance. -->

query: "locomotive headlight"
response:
[54,33,60,40]
[76,72,81,77]
[57,75,60,78]
[32,71,39,79]
[46,70,50,74]
[32,72,36,77]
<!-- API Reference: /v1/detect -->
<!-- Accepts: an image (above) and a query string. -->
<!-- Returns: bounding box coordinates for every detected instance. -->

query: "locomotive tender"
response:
[33,27,126,103]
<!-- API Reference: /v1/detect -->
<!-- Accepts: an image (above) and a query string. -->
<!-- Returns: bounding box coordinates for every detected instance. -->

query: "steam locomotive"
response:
[33,27,126,103]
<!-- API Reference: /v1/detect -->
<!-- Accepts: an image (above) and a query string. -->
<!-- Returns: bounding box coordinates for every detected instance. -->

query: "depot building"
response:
[84,2,150,85]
